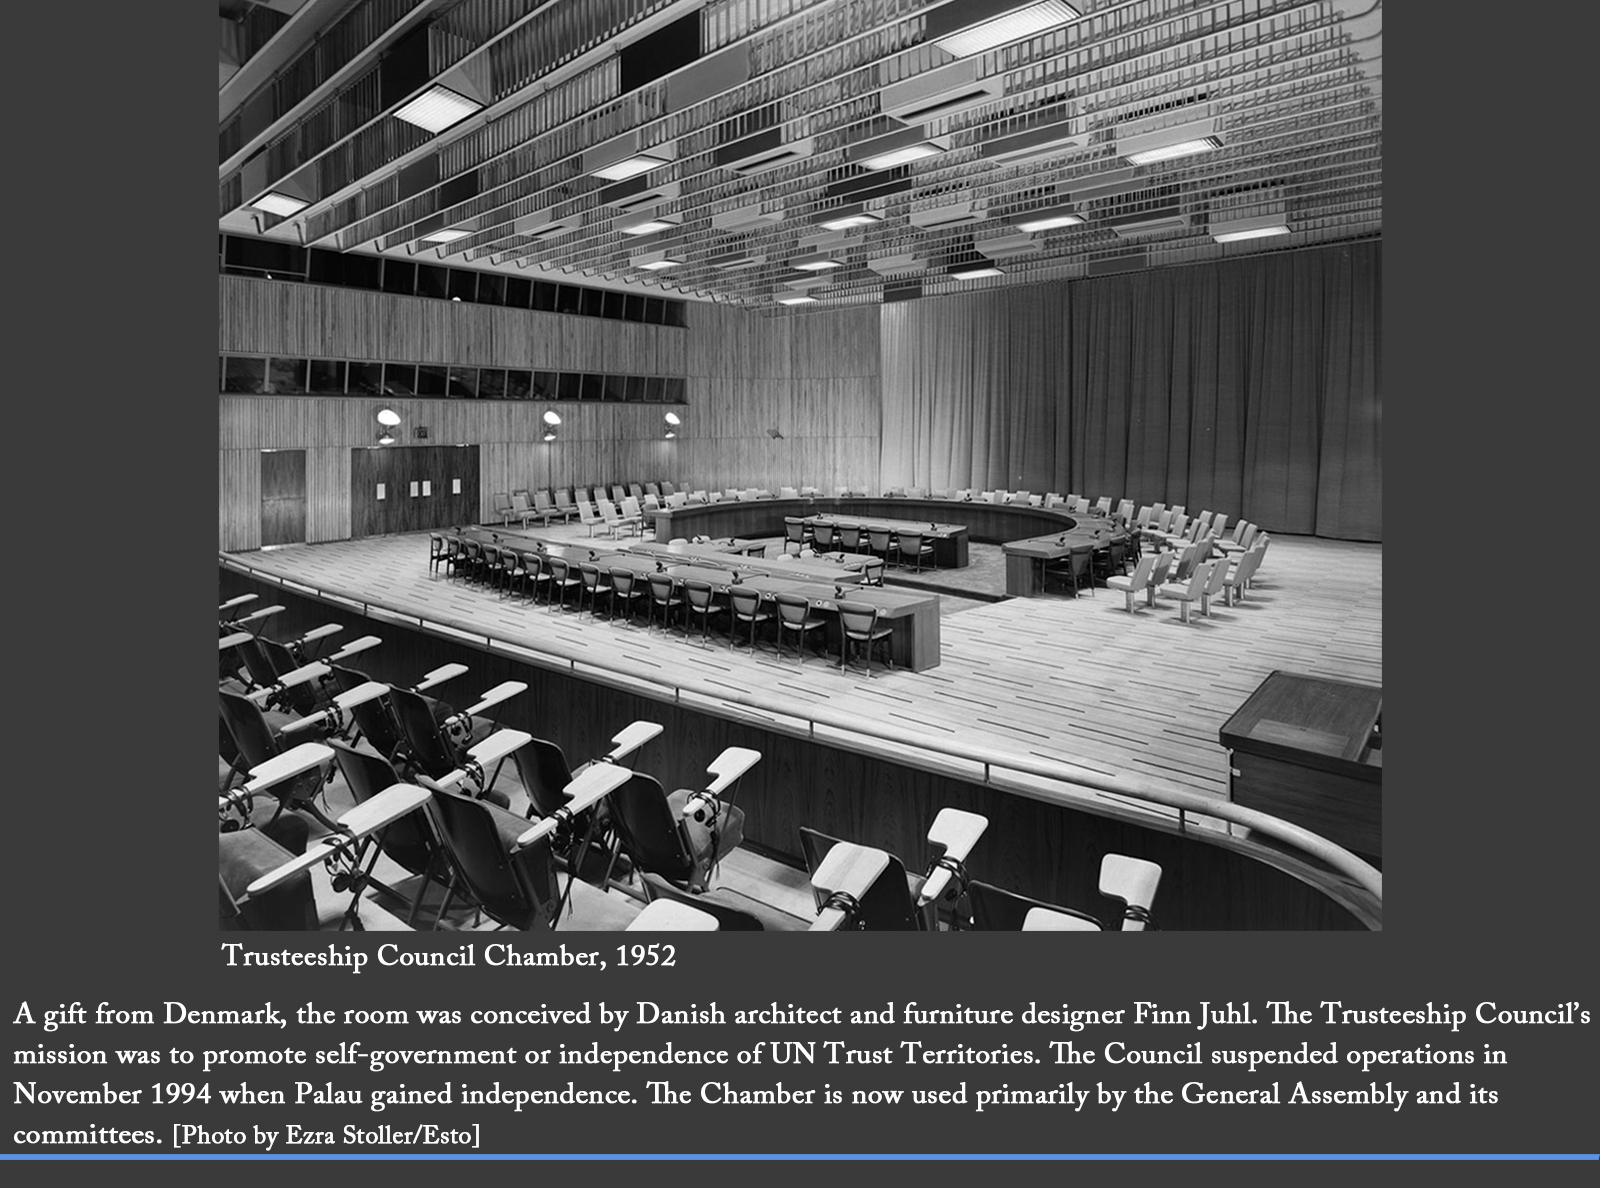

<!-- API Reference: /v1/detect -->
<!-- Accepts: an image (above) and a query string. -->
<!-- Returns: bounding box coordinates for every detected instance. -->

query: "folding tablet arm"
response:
[239,783,433,904]
[598,721,664,765]
[1099,855,1162,931]
[513,764,635,852]
[440,680,527,742]
[412,662,468,693]
[419,729,532,801]
[808,842,891,932]
[219,594,257,616]
[218,742,335,826]
[627,900,720,931]
[278,681,389,739]
[244,661,331,708]
[916,808,989,910]
[218,631,253,654]
[323,635,381,664]
[284,623,344,664]
[223,604,284,635]
[681,747,761,826]
[1022,906,1103,931]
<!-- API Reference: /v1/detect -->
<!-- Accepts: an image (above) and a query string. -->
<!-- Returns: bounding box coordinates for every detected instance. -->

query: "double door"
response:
[350,445,480,537]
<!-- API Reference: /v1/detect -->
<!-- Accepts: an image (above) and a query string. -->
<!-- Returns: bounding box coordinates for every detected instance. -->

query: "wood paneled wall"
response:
[677,302,881,495]
[218,275,686,374]
[218,279,883,550]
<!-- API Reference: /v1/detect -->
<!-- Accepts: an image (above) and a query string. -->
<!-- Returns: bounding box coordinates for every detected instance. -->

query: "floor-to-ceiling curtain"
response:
[879,285,1069,496]
[879,240,1382,541]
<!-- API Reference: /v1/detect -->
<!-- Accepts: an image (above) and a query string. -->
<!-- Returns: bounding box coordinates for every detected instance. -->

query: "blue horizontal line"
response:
[2,1154,1596,1161]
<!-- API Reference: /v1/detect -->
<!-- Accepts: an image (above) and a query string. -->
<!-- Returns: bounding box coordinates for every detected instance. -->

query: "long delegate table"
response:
[648,496,1123,586]
[453,527,941,670]
[802,513,970,568]
[1000,514,1132,597]
[650,497,1060,571]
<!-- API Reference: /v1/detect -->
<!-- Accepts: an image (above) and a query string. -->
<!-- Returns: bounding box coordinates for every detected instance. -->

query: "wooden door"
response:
[350,445,480,537]
[259,450,306,546]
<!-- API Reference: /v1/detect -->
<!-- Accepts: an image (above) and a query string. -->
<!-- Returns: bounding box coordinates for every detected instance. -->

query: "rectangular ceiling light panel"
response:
[1117,116,1225,167]
[393,85,484,134]
[251,191,311,217]
[932,1,1082,58]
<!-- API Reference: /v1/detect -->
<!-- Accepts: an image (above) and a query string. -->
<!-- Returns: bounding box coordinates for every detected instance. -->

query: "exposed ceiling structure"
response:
[218,0,1382,310]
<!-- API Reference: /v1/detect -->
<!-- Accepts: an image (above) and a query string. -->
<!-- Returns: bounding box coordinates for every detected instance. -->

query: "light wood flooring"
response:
[225,526,1381,811]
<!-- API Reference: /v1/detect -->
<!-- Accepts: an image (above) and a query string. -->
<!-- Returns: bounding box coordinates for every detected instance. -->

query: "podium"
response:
[1219,671,1382,860]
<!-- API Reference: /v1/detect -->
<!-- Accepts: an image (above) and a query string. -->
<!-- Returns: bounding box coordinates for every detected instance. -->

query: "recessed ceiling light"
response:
[251,191,310,217]
[860,142,944,171]
[1013,207,1084,233]
[950,265,1004,280]
[392,85,483,134]
[933,2,1082,59]
[816,205,882,232]
[421,228,471,244]
[593,153,671,181]
[777,295,818,305]
[1122,136,1223,166]
[1212,223,1291,244]
[617,211,681,236]
[631,248,683,271]
[791,254,844,272]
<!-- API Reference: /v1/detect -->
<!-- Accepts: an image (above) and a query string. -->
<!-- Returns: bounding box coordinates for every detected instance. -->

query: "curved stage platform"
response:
[220,526,1383,929]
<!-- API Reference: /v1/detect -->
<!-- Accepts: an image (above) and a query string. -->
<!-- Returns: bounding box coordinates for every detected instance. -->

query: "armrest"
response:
[809,843,890,932]
[242,742,334,794]
[604,721,664,764]
[241,784,431,899]
[278,680,388,736]
[513,764,633,850]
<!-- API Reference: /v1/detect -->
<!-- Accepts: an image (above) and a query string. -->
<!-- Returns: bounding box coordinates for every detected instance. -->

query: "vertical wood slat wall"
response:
[218,277,884,551]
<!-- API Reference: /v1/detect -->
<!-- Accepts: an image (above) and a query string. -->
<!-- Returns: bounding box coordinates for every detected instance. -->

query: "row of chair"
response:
[800,814,1162,932]
[1102,535,1270,620]
[221,596,1170,931]
[784,518,937,572]
[433,532,899,676]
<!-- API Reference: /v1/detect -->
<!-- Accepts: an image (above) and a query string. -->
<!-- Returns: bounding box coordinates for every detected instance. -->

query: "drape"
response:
[878,240,1382,541]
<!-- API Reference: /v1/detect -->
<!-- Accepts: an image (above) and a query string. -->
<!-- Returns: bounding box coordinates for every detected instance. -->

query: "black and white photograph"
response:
[214,0,1384,935]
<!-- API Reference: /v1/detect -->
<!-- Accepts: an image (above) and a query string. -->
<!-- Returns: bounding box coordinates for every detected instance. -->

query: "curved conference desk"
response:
[649,496,1126,596]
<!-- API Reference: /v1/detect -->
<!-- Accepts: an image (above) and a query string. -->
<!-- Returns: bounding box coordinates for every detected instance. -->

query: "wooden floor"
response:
[226,526,1381,809]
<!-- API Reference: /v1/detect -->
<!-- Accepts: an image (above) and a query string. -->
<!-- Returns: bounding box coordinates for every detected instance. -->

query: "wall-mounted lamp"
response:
[542,409,561,442]
[664,411,680,440]
[376,407,401,445]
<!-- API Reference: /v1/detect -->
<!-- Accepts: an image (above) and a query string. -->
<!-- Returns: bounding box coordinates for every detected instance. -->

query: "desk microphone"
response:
[834,585,844,599]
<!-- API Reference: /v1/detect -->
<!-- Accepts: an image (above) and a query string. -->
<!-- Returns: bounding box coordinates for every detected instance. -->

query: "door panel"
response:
[260,450,306,546]
[350,446,480,537]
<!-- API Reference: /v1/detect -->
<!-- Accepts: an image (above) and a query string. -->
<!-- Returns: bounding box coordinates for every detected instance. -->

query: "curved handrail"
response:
[218,553,1382,924]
